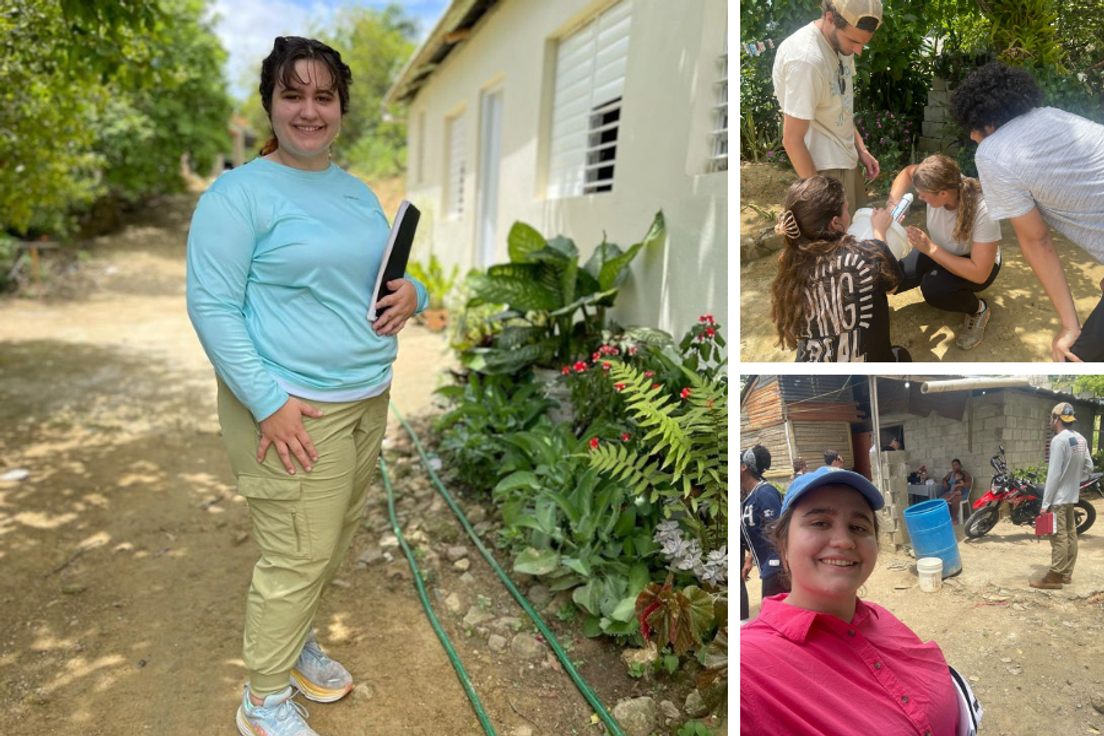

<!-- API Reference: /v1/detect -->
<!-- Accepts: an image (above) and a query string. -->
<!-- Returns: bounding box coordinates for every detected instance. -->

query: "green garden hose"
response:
[388,402,627,736]
[379,455,497,735]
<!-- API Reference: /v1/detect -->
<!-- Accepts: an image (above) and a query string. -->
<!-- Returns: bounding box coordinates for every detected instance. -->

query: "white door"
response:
[476,89,503,268]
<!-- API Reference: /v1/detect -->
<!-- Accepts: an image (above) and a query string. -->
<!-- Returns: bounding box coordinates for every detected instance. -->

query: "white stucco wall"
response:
[402,0,728,338]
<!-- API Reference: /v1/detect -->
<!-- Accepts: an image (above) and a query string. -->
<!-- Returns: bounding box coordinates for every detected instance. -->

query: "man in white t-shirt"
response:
[950,62,1104,362]
[772,0,883,217]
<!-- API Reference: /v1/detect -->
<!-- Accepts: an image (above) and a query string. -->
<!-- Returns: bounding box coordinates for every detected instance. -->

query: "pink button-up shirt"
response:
[741,596,959,736]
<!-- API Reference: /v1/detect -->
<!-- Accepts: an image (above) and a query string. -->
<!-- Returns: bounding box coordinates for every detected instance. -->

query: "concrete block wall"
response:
[918,77,960,155]
[1000,393,1057,471]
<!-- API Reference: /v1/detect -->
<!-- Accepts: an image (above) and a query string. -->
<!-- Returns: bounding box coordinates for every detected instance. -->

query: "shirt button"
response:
[874,662,882,669]
[848,630,856,637]
[902,695,910,703]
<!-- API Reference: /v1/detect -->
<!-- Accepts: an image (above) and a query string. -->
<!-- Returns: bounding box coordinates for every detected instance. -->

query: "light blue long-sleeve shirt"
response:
[186,158,428,421]
[1043,428,1093,508]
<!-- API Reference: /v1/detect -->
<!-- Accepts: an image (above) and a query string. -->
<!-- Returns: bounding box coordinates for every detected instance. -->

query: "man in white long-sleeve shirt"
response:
[1031,403,1094,590]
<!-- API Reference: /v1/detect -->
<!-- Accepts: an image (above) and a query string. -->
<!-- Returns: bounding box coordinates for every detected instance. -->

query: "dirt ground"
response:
[739,163,1104,362]
[0,193,706,735]
[744,496,1104,735]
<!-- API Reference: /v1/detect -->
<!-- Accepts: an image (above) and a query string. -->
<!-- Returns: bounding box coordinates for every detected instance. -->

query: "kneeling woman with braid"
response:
[770,176,911,362]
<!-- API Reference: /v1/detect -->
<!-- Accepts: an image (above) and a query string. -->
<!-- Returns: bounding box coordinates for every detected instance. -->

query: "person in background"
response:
[1031,403,1093,589]
[941,459,972,494]
[792,457,809,480]
[187,36,428,736]
[824,450,846,468]
[887,155,1002,350]
[741,466,982,735]
[880,437,901,452]
[741,446,790,606]
[772,0,884,217]
[940,469,969,523]
[949,61,1104,362]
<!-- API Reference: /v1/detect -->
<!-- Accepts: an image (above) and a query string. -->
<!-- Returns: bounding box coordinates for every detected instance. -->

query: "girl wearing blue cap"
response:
[741,466,982,735]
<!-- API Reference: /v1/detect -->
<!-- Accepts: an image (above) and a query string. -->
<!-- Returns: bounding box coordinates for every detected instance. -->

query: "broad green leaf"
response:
[562,556,592,577]
[513,547,559,575]
[507,221,547,263]
[581,614,603,638]
[609,594,638,622]
[573,578,602,615]
[493,470,542,495]
[598,211,665,290]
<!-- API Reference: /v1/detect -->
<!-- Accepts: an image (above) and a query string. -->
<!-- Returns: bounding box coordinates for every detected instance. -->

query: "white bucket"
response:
[848,208,912,260]
[917,557,944,593]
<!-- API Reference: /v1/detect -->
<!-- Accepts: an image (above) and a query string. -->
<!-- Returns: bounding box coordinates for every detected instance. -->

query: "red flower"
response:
[614,383,626,391]
[681,388,692,400]
[561,366,571,376]
[699,314,715,324]
[589,437,599,450]
[651,383,661,390]
[592,352,601,362]
[705,327,716,337]
[628,346,638,356]
[644,371,655,378]
[573,361,587,373]
[602,362,611,371]
[621,433,631,442]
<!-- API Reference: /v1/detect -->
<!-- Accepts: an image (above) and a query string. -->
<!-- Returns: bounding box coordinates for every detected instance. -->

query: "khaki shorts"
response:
[819,165,868,218]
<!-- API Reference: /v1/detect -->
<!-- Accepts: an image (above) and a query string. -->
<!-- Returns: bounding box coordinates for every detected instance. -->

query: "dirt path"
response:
[739,163,1104,362]
[0,195,694,735]
[744,498,1104,735]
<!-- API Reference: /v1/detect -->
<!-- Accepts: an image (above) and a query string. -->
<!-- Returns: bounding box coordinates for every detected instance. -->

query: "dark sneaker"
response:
[236,686,319,736]
[289,631,354,703]
[957,300,990,350]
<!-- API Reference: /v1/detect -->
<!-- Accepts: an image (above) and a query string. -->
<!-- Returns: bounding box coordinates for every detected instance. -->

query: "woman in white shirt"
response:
[888,154,1002,350]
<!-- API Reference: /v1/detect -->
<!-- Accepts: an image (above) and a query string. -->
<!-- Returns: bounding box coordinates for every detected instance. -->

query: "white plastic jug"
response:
[848,208,912,260]
[917,557,944,593]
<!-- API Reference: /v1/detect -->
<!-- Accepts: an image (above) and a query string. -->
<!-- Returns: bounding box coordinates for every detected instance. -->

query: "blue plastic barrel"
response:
[902,500,962,577]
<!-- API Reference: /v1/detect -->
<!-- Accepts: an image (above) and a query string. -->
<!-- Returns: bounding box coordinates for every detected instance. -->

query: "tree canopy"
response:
[1,0,232,236]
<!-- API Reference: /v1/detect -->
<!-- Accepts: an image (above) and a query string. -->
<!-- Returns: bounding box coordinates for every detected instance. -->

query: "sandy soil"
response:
[739,163,1104,362]
[744,497,1104,735]
[0,193,704,735]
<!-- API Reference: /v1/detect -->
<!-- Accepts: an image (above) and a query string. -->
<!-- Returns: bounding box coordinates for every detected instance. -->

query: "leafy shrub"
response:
[433,374,553,493]
[494,422,663,638]
[854,109,918,174]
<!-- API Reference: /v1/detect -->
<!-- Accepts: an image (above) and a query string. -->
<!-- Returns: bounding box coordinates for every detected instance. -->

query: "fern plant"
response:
[588,362,727,548]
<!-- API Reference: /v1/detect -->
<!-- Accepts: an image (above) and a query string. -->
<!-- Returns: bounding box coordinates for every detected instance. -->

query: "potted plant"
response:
[407,253,459,332]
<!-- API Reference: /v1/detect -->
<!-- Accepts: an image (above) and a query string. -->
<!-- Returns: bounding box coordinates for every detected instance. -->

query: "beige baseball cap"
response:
[833,0,883,31]
[1052,402,1077,422]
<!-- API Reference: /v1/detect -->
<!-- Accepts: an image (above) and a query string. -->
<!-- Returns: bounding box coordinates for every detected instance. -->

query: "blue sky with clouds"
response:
[209,0,450,101]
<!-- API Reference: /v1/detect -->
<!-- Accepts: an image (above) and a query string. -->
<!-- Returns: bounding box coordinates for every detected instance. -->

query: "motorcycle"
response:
[964,446,1098,539]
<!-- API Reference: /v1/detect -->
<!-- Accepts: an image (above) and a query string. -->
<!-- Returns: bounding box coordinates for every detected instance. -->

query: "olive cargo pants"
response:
[1050,503,1078,578]
[218,379,390,696]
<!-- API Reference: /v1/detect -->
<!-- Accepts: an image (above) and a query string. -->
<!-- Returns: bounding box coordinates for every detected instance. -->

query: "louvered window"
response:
[446,113,466,219]
[547,0,632,198]
[709,32,728,172]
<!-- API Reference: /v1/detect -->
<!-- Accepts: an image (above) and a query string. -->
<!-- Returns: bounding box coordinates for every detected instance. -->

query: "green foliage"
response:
[407,253,460,310]
[854,109,918,173]
[462,212,665,374]
[678,722,715,736]
[318,4,418,178]
[587,362,728,547]
[494,422,662,638]
[0,0,231,236]
[433,374,554,493]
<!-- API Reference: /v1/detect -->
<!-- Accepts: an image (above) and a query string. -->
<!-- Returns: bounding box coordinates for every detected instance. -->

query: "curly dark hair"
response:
[949,62,1043,134]
[258,36,353,155]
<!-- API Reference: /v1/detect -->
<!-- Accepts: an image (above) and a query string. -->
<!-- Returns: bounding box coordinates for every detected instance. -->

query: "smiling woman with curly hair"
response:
[770,175,911,362]
[949,61,1104,362]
